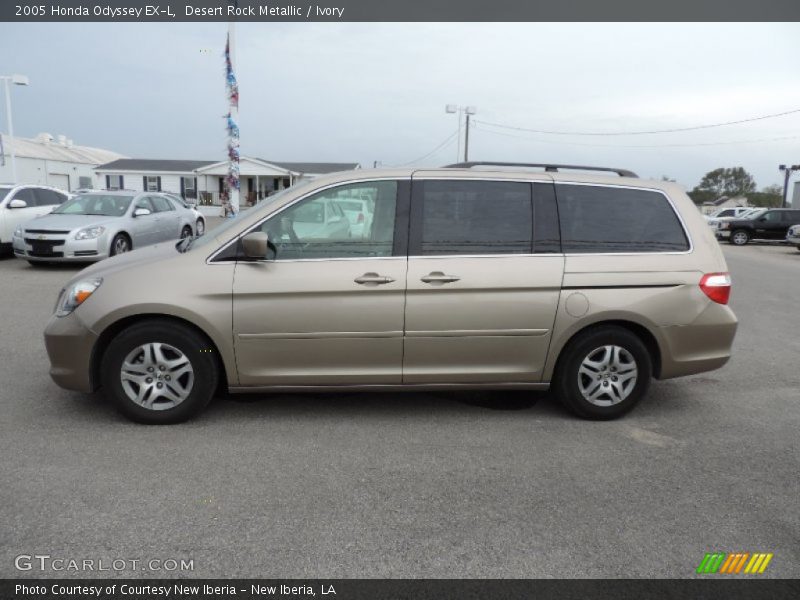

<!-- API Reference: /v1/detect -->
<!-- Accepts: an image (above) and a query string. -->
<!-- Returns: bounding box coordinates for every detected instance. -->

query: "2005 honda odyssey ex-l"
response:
[44,163,738,424]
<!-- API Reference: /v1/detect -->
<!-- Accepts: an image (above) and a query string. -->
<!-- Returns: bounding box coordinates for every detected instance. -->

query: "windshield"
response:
[745,209,766,220]
[187,184,314,251]
[52,194,133,216]
[0,187,12,204]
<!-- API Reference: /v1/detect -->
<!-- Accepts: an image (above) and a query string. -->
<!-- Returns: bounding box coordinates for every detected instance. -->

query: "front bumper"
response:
[44,309,98,393]
[13,232,110,262]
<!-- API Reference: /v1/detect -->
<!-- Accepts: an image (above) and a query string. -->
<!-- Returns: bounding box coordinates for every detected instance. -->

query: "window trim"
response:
[206,177,411,264]
[553,181,694,256]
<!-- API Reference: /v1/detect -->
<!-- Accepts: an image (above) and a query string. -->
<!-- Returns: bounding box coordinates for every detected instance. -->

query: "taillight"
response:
[357,213,364,223]
[699,272,731,305]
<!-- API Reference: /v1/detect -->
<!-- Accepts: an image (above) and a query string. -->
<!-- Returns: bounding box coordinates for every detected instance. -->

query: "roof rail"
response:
[443,161,638,178]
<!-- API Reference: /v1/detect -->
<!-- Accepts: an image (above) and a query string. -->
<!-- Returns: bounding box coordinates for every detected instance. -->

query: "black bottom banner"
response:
[2,579,799,600]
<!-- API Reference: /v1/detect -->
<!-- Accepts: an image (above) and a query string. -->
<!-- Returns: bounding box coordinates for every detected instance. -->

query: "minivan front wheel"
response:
[553,326,652,420]
[101,320,218,424]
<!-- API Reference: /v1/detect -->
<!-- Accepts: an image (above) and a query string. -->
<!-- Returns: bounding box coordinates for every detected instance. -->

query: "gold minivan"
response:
[44,163,738,424]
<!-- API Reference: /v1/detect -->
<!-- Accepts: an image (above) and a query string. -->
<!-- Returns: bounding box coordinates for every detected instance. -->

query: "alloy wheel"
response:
[732,231,749,245]
[577,345,638,407]
[114,237,129,254]
[120,343,194,410]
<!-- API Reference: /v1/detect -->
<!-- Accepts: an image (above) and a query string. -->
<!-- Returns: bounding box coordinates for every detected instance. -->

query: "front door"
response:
[129,197,159,247]
[150,195,181,241]
[752,211,785,239]
[4,188,51,237]
[232,179,409,386]
[403,178,564,383]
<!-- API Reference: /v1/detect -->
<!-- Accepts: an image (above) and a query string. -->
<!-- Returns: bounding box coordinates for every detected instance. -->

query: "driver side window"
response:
[256,181,398,260]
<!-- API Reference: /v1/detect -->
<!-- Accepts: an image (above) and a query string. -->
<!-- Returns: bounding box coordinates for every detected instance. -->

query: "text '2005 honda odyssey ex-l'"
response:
[44,162,738,424]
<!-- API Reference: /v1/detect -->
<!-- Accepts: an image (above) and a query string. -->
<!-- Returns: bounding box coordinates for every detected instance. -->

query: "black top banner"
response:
[4,0,800,22]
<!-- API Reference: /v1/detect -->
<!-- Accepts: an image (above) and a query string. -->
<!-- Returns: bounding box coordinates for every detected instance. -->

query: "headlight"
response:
[74,226,106,240]
[55,278,102,317]
[13,224,23,237]
[719,222,730,230]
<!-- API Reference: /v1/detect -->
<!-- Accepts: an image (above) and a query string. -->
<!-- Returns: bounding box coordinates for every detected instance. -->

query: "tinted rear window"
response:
[418,180,532,255]
[556,185,689,253]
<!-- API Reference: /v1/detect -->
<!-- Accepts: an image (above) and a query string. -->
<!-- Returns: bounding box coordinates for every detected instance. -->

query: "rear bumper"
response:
[657,301,738,379]
[44,310,98,393]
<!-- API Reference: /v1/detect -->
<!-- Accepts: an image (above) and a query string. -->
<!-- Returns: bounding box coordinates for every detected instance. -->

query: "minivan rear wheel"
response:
[101,320,218,424]
[553,326,652,420]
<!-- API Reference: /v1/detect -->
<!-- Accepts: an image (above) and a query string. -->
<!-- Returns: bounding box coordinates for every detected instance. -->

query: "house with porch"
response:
[94,157,360,206]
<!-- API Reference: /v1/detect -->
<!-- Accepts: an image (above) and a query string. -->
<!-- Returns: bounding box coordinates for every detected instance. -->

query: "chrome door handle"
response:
[420,271,460,284]
[354,272,395,285]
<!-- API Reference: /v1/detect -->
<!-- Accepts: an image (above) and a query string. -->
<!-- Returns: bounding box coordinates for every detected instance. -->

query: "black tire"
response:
[100,320,219,424]
[553,326,652,420]
[729,229,750,246]
[195,218,205,236]
[110,233,131,256]
[180,225,192,239]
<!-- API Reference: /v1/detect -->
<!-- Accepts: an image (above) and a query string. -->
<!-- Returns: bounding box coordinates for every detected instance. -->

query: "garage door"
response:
[48,174,70,191]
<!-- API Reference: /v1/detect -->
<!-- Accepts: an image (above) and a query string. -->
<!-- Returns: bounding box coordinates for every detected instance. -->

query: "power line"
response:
[474,122,800,148]
[474,107,800,136]
[389,130,459,167]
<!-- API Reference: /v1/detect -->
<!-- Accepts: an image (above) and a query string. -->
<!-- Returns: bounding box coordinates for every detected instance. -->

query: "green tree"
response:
[747,185,784,208]
[692,167,757,198]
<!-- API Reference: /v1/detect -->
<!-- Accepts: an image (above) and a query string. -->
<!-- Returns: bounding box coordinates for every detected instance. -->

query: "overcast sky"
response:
[2,22,799,189]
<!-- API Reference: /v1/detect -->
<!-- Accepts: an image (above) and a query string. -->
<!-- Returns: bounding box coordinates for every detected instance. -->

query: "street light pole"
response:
[1,74,30,183]
[779,164,800,209]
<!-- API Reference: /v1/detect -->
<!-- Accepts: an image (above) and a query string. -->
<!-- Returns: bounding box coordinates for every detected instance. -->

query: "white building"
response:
[0,133,124,191]
[700,196,750,215]
[94,157,360,206]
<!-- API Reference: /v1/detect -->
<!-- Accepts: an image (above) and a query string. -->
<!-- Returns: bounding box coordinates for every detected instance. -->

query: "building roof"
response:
[95,157,360,175]
[1,133,124,165]
[96,159,214,172]
[263,161,360,174]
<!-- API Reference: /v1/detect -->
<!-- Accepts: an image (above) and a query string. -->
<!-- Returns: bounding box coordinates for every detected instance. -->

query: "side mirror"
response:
[133,208,151,217]
[8,199,27,209]
[242,231,269,259]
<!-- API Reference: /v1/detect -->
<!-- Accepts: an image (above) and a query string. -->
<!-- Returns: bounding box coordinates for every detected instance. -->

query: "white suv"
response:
[0,184,69,254]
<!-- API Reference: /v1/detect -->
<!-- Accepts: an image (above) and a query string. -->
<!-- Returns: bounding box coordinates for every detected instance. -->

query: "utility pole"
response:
[445,105,477,163]
[779,164,800,208]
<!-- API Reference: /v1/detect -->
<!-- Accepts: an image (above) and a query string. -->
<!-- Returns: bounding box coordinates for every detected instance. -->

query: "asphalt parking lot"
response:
[1,238,798,579]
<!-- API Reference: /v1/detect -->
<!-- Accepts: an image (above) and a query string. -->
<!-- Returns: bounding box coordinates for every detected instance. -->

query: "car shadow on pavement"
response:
[56,382,699,425]
[220,389,563,420]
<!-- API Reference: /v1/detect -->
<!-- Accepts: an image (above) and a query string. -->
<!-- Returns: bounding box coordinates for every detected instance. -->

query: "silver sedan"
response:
[12,191,200,264]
